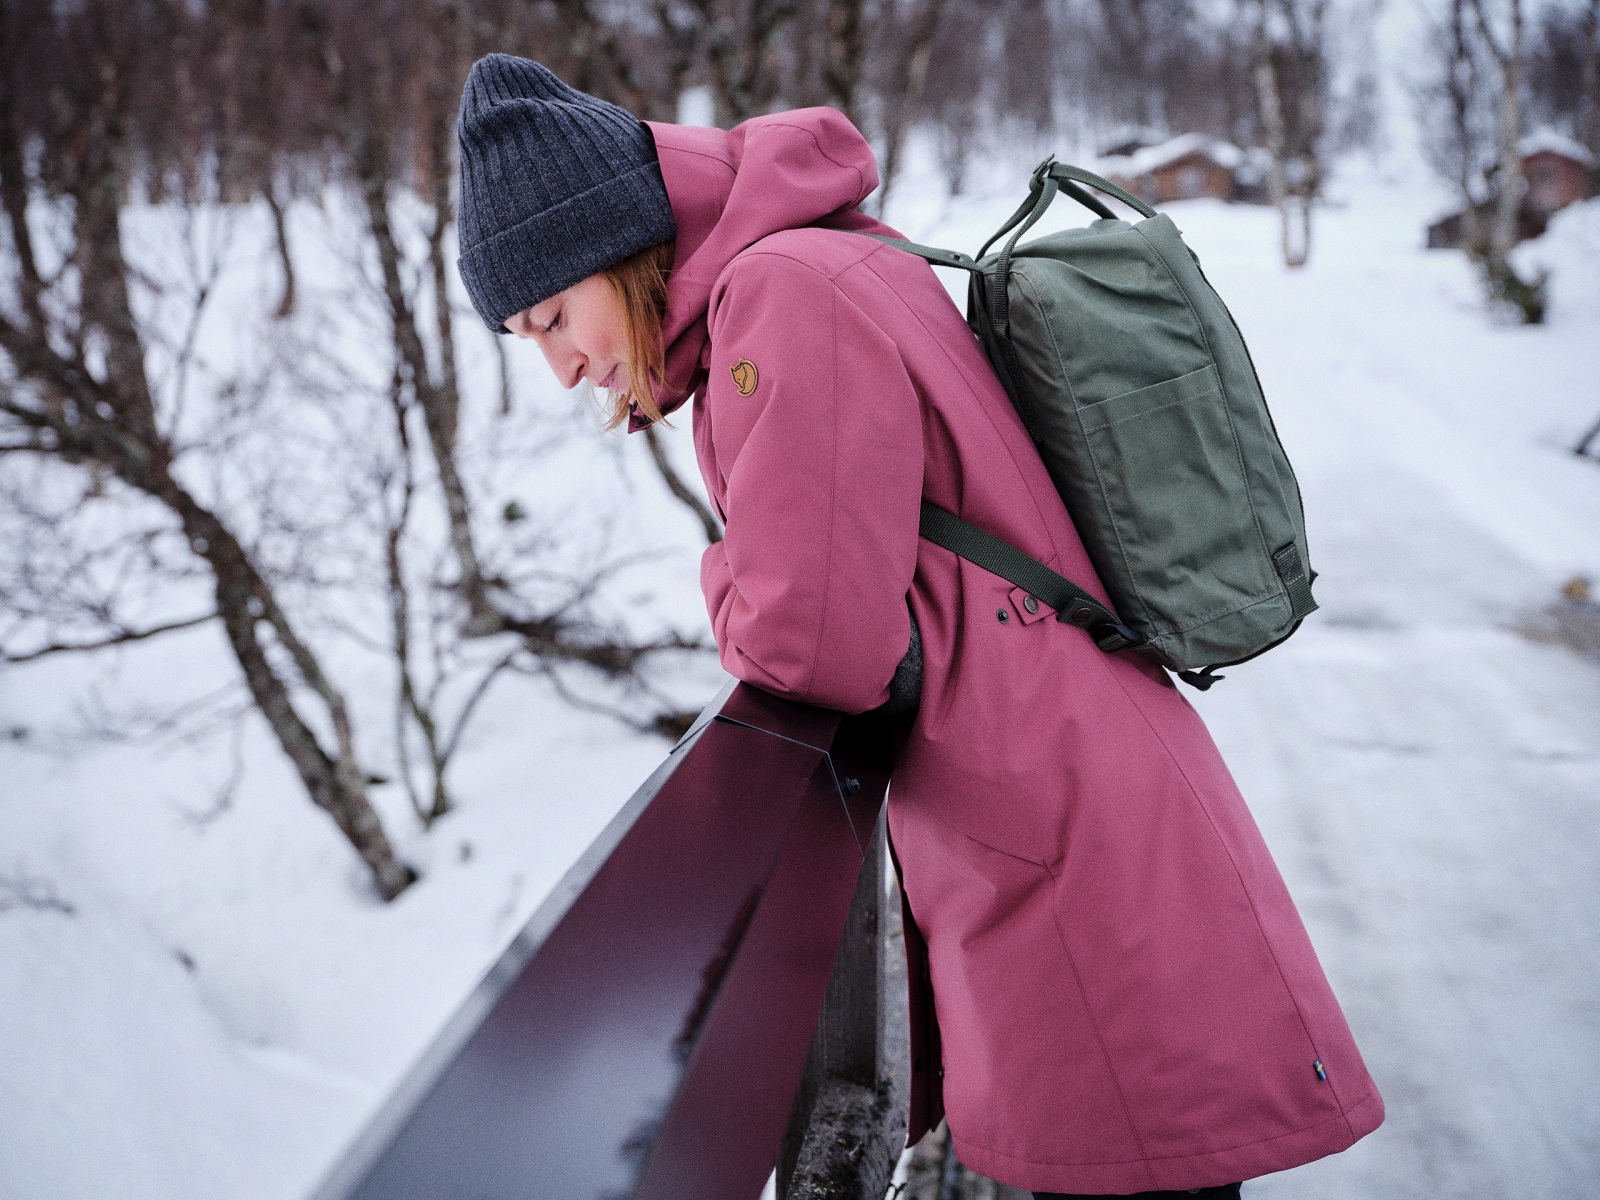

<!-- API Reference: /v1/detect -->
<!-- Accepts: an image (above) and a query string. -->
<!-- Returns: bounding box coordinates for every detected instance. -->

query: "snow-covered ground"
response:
[5,86,1600,1200]
[1169,188,1600,1200]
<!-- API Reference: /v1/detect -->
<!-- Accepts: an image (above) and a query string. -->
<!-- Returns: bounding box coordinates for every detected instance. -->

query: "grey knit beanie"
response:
[456,55,677,333]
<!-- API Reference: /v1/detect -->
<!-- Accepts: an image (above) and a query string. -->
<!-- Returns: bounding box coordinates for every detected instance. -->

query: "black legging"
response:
[1033,1185,1242,1200]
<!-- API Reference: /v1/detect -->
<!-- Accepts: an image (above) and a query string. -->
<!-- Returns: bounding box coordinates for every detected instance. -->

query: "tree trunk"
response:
[875,0,947,217]
[265,187,296,318]
[1284,194,1311,267]
[1447,0,1488,257]
[178,494,418,900]
[1,63,416,899]
[821,0,869,127]
[355,143,499,635]
[1490,0,1523,268]
[691,0,802,125]
[1255,0,1324,270]
[1253,4,1296,267]
[1581,0,1599,190]
[644,424,723,545]
[1471,0,1524,270]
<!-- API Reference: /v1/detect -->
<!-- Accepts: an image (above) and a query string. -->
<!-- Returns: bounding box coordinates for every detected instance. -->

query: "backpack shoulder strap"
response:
[857,233,981,274]
[919,503,1144,653]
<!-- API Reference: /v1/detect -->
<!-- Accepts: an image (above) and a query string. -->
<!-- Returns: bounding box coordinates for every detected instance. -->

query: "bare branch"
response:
[2,611,216,663]
[0,871,75,917]
[876,0,948,215]
[172,715,248,829]
[1469,0,1513,69]
[531,660,698,743]
[437,644,521,766]
[643,424,723,545]
[265,187,296,318]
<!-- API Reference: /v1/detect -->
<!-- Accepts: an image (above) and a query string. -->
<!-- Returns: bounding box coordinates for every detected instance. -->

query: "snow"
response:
[1098,131,1246,178]
[0,634,693,1199]
[1516,197,1600,322]
[1095,124,1167,159]
[1157,180,1600,1199]
[5,81,1600,1200]
[1518,128,1597,168]
[0,178,723,1196]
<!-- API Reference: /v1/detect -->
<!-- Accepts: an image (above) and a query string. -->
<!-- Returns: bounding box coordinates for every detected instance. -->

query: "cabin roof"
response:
[1518,129,1596,168]
[1099,132,1245,177]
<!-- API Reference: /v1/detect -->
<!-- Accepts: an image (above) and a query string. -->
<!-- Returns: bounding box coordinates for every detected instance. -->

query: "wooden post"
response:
[779,811,907,1200]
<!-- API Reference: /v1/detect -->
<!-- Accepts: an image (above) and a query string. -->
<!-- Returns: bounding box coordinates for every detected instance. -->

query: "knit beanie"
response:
[456,55,677,333]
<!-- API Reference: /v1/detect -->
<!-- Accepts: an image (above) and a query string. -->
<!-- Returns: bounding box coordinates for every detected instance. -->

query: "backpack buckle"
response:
[1088,621,1144,653]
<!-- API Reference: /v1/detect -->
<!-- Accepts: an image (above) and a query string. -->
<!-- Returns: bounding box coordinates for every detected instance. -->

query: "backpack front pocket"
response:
[1079,363,1279,639]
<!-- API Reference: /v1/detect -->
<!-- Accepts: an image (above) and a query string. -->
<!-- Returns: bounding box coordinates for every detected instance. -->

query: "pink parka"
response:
[639,109,1383,1194]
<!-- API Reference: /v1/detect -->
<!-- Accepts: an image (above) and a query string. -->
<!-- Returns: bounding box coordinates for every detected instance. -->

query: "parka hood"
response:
[637,108,895,425]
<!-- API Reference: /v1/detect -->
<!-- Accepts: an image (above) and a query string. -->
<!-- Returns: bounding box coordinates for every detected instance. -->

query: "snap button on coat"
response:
[1010,586,1052,626]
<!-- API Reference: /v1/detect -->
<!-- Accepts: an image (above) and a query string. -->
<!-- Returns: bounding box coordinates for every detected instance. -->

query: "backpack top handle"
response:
[1047,160,1157,221]
[981,157,1157,342]
[975,156,1151,263]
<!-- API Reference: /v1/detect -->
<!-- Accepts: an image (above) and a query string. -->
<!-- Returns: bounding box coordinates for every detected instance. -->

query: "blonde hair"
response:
[599,240,675,429]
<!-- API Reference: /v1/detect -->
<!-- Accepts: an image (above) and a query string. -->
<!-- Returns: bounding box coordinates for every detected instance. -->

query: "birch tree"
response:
[1253,0,1329,268]
[1471,0,1529,287]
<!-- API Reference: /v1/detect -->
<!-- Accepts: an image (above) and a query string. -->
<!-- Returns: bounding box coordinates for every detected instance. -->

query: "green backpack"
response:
[872,158,1316,689]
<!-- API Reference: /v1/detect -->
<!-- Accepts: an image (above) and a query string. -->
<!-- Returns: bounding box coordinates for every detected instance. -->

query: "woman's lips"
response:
[598,366,618,391]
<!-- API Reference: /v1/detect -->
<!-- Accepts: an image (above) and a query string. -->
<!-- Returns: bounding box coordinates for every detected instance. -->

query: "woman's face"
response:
[506,274,629,392]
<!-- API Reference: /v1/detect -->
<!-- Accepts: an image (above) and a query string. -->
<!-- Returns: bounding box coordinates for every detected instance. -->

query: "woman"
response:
[455,54,1383,1199]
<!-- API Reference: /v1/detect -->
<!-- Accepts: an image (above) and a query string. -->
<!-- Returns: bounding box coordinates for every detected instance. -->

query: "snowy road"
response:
[1175,189,1600,1198]
[1201,503,1600,1199]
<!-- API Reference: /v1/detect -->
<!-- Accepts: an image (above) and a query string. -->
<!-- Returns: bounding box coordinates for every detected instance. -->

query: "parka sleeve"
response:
[698,249,924,713]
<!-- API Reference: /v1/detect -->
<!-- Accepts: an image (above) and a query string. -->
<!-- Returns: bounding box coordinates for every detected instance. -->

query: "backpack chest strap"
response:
[918,502,1143,654]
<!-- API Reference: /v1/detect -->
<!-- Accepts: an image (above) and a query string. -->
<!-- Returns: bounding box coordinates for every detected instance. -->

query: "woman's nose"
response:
[542,344,586,391]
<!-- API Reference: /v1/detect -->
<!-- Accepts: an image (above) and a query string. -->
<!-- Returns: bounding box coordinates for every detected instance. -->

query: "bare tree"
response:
[1418,0,1546,320]
[1252,0,1329,268]
[0,1,416,899]
[1525,0,1600,187]
[1471,0,1527,275]
[821,0,871,124]
[1587,0,1600,175]
[1419,0,1496,255]
[1096,0,1197,130]
[363,330,522,828]
[1043,0,1262,157]
[873,0,948,214]
[310,4,710,742]
[917,0,990,195]
[680,0,806,123]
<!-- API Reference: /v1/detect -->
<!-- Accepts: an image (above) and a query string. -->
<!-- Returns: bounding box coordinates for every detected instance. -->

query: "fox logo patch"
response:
[730,359,759,396]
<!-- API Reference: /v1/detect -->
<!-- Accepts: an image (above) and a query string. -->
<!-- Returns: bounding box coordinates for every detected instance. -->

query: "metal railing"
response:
[311,679,904,1200]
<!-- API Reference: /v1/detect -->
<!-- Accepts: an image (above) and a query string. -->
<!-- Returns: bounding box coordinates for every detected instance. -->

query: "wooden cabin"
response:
[1102,134,1245,205]
[1521,132,1594,218]
[1426,132,1594,250]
